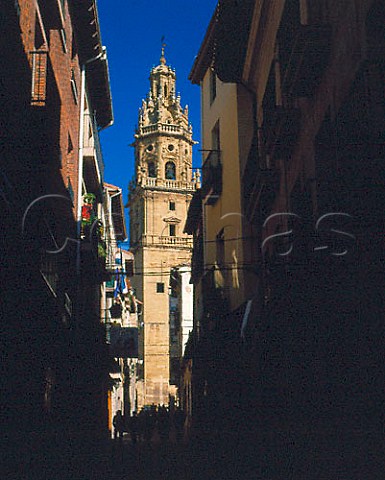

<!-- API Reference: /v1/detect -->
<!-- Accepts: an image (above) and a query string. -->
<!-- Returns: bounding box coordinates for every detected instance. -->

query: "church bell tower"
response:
[128,45,199,406]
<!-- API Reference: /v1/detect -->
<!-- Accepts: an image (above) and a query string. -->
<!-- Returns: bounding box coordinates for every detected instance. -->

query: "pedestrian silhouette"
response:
[129,411,139,445]
[112,410,124,441]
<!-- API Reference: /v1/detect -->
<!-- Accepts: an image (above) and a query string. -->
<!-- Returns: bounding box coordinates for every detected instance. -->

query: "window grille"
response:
[31,51,48,106]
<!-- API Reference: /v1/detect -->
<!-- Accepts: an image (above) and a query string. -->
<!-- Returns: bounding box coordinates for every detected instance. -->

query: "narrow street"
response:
[8,432,255,480]
[86,433,265,480]
[3,420,382,480]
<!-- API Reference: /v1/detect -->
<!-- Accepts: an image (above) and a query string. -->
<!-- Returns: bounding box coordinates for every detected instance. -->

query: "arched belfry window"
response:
[148,161,156,178]
[164,85,168,97]
[165,161,176,180]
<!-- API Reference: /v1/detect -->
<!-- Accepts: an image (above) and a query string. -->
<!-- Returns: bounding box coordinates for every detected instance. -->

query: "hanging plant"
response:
[98,241,107,259]
[96,220,104,238]
[81,204,93,224]
[83,193,96,204]
[81,193,97,236]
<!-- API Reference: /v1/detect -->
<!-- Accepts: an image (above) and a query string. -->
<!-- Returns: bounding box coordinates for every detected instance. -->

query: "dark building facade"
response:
[187,1,384,478]
[1,0,114,469]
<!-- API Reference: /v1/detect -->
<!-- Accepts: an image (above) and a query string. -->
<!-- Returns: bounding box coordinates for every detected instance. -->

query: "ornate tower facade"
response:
[128,48,199,407]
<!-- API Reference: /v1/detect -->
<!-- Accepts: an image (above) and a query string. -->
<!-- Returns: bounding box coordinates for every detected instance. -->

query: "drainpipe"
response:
[76,47,107,275]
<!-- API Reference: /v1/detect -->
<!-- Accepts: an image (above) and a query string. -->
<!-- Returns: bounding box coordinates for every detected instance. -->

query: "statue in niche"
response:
[165,161,176,180]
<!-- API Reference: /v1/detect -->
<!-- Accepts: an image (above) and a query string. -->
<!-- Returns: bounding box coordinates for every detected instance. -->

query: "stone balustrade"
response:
[139,235,193,248]
[140,177,197,191]
[139,123,192,137]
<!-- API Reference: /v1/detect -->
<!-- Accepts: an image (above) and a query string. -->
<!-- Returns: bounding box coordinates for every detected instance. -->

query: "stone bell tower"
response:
[128,45,199,407]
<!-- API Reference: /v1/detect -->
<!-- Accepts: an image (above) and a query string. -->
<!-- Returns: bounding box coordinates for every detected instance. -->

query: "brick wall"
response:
[18,0,81,222]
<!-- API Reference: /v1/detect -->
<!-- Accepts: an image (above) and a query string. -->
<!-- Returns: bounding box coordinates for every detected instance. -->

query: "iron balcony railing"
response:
[201,150,222,205]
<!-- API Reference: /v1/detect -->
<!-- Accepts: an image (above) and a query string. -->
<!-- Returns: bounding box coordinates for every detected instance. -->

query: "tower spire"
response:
[160,35,166,65]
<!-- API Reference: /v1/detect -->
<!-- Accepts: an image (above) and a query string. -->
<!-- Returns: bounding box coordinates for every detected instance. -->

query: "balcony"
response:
[201,266,230,323]
[281,25,332,98]
[140,177,197,192]
[263,106,301,159]
[201,150,222,205]
[83,113,104,199]
[137,235,193,249]
[243,141,280,223]
[191,235,204,283]
[81,212,109,278]
[84,113,104,177]
[137,123,193,139]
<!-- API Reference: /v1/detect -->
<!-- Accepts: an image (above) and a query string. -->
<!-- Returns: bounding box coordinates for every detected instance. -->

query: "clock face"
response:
[168,144,174,152]
[147,144,154,152]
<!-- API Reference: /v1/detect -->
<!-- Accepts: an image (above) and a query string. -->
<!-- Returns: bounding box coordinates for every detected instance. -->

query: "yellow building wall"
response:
[200,73,248,312]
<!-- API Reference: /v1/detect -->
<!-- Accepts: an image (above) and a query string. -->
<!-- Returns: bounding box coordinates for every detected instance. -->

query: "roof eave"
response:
[189,5,218,85]
[70,0,113,128]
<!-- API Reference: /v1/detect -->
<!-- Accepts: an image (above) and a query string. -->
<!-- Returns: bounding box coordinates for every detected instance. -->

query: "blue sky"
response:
[97,0,217,237]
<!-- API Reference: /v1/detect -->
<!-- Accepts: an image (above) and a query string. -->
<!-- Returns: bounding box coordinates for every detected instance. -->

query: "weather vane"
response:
[160,35,166,63]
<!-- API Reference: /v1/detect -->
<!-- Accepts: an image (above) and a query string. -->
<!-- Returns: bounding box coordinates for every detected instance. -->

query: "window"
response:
[156,282,164,293]
[210,68,217,104]
[148,161,156,178]
[31,12,48,107]
[71,30,77,59]
[31,51,48,106]
[125,260,134,277]
[169,224,176,237]
[277,0,301,78]
[216,228,225,269]
[105,275,115,289]
[262,62,278,146]
[211,121,220,151]
[67,177,74,203]
[60,28,67,53]
[169,201,175,211]
[307,0,330,24]
[34,13,45,50]
[70,69,78,104]
[165,161,176,180]
[67,133,73,153]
